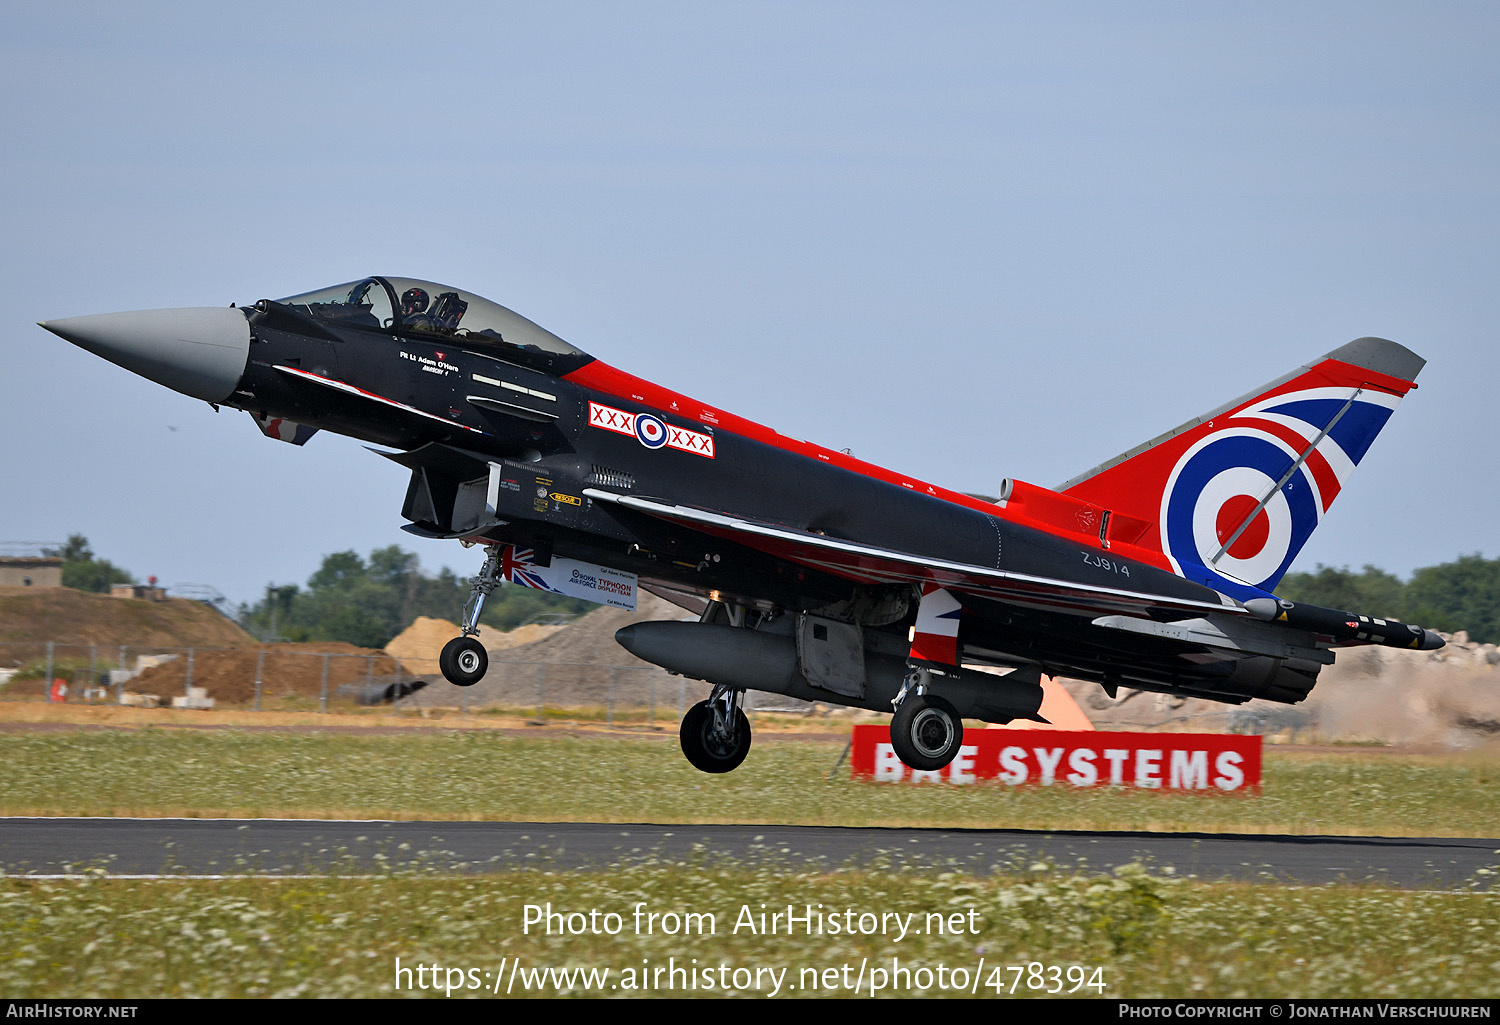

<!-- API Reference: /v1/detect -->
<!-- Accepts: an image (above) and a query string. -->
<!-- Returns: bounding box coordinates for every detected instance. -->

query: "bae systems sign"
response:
[850,726,1261,791]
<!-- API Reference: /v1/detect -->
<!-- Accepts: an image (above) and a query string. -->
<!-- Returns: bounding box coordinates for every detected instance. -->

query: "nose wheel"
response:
[440,636,488,687]
[440,544,502,687]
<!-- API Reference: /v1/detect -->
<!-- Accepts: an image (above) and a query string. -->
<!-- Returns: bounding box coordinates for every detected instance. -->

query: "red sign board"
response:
[849,725,1261,791]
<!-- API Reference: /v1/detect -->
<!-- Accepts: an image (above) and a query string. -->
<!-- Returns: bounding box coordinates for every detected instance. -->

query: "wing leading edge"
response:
[582,489,1245,620]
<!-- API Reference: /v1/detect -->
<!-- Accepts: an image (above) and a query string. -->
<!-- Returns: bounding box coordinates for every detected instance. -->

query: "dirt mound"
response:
[0,587,253,648]
[1300,634,1500,747]
[128,642,400,704]
[1068,632,1500,747]
[489,592,689,667]
[383,616,564,675]
[397,594,1500,735]
[403,592,708,710]
[512,596,1499,736]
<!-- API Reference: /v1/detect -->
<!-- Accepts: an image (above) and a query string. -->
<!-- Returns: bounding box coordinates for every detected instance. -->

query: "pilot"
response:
[400,287,431,329]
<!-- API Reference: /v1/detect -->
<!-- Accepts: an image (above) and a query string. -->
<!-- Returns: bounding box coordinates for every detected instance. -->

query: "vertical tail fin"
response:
[1060,338,1425,598]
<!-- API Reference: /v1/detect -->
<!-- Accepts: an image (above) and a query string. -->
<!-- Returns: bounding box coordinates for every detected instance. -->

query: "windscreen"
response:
[276,277,588,362]
[276,278,394,330]
[382,277,586,358]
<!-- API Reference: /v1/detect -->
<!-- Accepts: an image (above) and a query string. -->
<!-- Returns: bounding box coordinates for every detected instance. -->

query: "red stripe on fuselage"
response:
[567,359,1012,512]
[564,359,1178,573]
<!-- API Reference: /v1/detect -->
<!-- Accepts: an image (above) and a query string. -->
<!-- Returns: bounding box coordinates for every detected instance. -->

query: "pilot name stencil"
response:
[399,350,457,375]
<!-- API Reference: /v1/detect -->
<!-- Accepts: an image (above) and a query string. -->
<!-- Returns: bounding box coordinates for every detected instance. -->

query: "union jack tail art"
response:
[1058,338,1423,600]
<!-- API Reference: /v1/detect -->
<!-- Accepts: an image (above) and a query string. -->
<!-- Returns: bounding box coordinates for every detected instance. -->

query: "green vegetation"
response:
[41,532,1499,648]
[2,864,1497,998]
[237,546,592,648]
[43,534,133,593]
[1280,554,1500,643]
[5,729,1497,998]
[5,729,1500,836]
[8,656,97,685]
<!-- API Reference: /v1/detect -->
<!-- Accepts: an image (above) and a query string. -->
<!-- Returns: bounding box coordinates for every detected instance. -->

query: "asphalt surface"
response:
[3,818,1498,887]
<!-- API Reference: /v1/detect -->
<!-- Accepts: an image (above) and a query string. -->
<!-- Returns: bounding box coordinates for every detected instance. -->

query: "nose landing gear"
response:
[440,544,501,688]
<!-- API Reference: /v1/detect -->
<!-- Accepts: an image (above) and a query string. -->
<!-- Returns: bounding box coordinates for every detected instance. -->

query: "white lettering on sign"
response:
[853,727,1261,791]
[1066,748,1097,786]
[1215,751,1245,790]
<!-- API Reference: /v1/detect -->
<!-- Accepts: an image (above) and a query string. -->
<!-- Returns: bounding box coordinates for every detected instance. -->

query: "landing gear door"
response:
[796,614,866,698]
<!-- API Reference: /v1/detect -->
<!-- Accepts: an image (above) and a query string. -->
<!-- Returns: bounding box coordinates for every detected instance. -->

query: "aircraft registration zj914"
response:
[41,277,1443,773]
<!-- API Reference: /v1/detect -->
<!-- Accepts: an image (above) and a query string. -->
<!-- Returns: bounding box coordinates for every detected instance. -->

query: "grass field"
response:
[4,865,1498,998]
[5,710,1500,999]
[5,724,1500,836]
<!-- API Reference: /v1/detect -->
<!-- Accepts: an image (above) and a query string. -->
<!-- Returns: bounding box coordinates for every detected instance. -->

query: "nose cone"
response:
[39,307,251,404]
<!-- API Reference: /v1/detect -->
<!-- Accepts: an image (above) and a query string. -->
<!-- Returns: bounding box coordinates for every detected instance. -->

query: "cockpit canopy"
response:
[276,277,587,359]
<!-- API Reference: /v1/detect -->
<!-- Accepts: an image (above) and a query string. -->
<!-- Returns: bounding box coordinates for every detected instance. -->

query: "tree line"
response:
[237,549,1500,647]
[43,535,134,594]
[236,546,593,647]
[1278,555,1499,645]
[46,535,1498,647]
[45,535,591,649]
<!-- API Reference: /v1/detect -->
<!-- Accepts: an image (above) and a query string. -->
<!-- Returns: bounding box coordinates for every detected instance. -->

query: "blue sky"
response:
[3,2,1496,609]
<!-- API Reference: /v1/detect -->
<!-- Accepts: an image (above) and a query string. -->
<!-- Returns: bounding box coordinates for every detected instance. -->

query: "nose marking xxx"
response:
[589,400,715,458]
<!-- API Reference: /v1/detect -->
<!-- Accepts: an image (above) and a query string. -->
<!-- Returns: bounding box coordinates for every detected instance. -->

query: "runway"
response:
[3,818,1498,887]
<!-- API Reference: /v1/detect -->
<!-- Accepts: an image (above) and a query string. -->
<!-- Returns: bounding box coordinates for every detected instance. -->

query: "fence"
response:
[0,641,1319,738]
[0,641,804,722]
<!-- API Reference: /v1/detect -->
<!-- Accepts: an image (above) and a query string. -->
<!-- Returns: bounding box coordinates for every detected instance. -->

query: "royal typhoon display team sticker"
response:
[588,401,715,458]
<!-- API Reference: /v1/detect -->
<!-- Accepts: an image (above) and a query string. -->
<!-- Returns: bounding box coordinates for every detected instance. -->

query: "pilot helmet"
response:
[400,288,430,317]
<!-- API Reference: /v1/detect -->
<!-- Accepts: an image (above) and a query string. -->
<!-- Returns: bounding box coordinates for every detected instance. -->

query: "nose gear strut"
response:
[439,543,502,687]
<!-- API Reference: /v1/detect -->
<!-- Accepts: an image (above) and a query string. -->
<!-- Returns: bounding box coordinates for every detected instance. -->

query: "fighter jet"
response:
[40,277,1443,773]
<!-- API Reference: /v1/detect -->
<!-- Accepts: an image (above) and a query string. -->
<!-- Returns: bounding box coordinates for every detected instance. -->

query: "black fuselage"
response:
[233,298,1290,704]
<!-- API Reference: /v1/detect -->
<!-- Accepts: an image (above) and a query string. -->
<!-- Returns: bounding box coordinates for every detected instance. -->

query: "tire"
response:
[890,694,963,771]
[439,636,488,687]
[679,700,752,774]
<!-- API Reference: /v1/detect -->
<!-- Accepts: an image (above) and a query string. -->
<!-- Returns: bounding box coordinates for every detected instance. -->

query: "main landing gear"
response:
[890,667,964,771]
[680,685,752,773]
[440,544,499,688]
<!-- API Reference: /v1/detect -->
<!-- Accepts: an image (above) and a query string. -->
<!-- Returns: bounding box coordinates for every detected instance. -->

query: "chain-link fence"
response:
[0,642,806,722]
[0,641,1312,735]
[0,641,407,710]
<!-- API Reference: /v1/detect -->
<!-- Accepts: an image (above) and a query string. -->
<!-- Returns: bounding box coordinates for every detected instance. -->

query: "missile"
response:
[1244,598,1445,651]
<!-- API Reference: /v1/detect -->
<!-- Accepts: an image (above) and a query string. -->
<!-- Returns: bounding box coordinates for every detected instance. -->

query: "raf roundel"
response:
[1156,385,1401,595]
[634,412,668,449]
[1161,430,1318,592]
